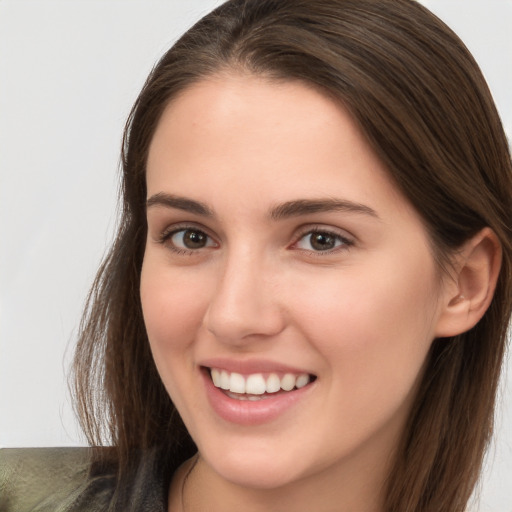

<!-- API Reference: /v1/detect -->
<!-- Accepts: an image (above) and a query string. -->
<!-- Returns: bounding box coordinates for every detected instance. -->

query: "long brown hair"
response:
[72,1,512,510]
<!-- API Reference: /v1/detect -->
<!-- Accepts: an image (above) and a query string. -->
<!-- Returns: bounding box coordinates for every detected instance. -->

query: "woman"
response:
[4,0,510,511]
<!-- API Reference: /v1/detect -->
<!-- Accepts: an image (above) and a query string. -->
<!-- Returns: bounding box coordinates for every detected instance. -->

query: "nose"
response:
[203,250,286,345]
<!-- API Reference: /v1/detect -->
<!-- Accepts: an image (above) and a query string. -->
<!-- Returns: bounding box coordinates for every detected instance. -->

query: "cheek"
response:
[287,254,440,420]
[140,260,211,402]
[141,262,206,347]
[292,255,438,344]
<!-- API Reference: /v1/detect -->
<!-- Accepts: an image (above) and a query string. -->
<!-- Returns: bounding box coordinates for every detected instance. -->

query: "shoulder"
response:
[0,446,173,512]
[0,447,114,512]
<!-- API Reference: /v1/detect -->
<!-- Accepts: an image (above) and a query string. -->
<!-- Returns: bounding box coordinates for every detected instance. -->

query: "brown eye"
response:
[309,232,337,250]
[295,230,352,252]
[170,228,215,250]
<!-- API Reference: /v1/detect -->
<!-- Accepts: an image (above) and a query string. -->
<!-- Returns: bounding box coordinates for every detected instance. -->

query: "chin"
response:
[201,441,306,490]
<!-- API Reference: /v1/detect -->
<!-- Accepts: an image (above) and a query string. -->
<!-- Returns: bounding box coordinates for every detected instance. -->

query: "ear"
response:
[435,227,502,338]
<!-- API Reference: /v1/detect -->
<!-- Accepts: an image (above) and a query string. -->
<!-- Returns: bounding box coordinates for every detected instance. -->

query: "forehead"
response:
[150,74,360,144]
[146,73,407,218]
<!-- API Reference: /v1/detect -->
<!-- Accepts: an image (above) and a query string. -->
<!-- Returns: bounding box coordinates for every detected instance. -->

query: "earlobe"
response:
[435,227,502,338]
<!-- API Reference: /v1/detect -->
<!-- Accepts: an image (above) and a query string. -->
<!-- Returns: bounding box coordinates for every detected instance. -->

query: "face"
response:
[141,75,448,492]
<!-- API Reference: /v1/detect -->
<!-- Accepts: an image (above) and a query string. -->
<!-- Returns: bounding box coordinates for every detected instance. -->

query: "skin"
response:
[140,74,459,512]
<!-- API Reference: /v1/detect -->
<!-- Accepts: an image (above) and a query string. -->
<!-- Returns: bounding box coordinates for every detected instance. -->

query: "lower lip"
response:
[201,369,314,426]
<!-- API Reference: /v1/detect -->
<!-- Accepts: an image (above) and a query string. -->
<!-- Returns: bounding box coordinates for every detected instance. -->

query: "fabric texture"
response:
[0,447,169,512]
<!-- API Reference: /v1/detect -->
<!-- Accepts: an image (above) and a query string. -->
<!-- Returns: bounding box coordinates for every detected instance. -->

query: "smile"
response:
[201,364,316,424]
[209,368,312,398]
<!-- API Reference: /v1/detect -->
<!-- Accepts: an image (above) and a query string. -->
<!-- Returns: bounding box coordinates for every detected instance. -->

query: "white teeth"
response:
[281,373,296,391]
[266,373,281,393]
[229,372,246,394]
[211,368,221,387]
[220,370,230,390]
[296,374,310,389]
[210,368,313,395]
[246,374,266,395]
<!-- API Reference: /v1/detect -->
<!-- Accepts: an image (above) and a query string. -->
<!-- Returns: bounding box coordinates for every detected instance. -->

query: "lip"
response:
[201,366,316,426]
[199,357,314,376]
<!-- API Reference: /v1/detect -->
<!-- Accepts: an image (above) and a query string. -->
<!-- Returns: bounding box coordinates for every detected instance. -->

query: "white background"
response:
[1,1,511,510]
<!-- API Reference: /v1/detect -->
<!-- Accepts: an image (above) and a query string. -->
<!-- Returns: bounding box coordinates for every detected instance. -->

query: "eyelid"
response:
[156,222,219,253]
[290,224,355,253]
[295,223,355,240]
[153,221,354,255]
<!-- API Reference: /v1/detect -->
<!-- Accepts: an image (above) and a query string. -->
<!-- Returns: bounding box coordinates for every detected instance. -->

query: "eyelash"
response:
[157,224,354,256]
[292,226,354,256]
[157,224,216,256]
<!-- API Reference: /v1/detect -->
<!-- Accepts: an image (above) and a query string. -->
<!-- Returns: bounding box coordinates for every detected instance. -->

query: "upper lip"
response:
[199,357,315,376]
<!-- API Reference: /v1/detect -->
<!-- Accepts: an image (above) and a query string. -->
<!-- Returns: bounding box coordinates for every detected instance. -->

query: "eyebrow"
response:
[269,198,379,220]
[146,193,379,220]
[146,193,214,217]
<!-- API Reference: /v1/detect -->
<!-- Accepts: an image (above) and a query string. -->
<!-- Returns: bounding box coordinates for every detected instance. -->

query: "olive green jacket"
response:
[0,447,169,512]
